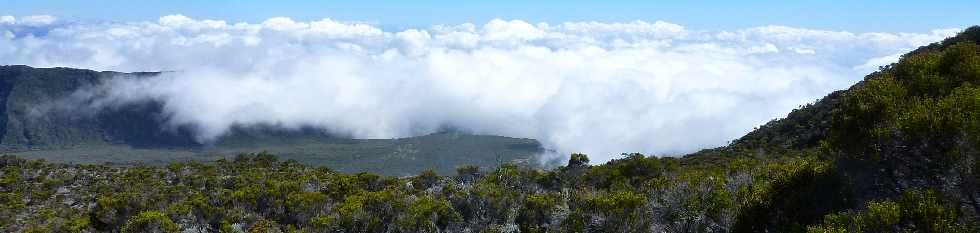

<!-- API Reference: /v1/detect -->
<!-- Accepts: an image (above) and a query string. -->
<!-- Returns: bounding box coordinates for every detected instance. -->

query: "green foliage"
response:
[61,216,90,233]
[219,220,236,233]
[830,74,907,155]
[412,169,439,190]
[833,42,980,162]
[824,40,980,230]
[733,159,851,233]
[568,153,590,167]
[120,211,178,233]
[324,174,365,201]
[334,193,381,231]
[398,196,460,232]
[234,151,279,167]
[23,225,51,233]
[285,191,327,213]
[807,190,965,233]
[455,165,480,176]
[574,190,651,232]
[584,190,647,214]
[585,153,666,189]
[517,193,560,232]
[247,218,276,233]
[308,215,332,229]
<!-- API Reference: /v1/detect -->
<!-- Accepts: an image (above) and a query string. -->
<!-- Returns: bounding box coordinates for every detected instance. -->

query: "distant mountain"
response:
[0,65,542,175]
[0,66,185,150]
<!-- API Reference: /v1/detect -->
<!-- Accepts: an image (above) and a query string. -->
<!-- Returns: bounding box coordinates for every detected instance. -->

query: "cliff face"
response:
[0,66,197,151]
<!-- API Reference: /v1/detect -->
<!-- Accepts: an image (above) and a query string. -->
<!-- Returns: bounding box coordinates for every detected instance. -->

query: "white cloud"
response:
[0,15,960,163]
[482,19,547,42]
[0,15,58,27]
[0,16,15,25]
[746,43,779,54]
[854,52,904,73]
[18,15,57,26]
[793,47,817,55]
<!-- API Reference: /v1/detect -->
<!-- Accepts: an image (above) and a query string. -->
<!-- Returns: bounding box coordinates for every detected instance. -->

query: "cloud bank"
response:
[0,15,960,162]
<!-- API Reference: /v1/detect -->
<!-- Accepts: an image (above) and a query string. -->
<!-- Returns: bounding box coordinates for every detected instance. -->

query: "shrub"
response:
[568,153,590,167]
[120,211,178,233]
[807,190,964,233]
[456,165,480,177]
[517,194,560,232]
[733,159,850,233]
[397,197,461,232]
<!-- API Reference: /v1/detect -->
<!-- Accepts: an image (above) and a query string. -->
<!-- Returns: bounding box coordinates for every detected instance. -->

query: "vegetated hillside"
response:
[11,131,541,176]
[693,26,980,231]
[2,27,980,232]
[0,66,542,175]
[0,66,190,150]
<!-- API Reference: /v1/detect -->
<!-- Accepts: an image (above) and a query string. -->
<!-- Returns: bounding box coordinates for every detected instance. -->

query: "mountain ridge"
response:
[0,66,542,175]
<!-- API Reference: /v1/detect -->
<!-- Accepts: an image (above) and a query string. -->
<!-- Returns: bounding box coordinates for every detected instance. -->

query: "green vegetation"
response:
[3,25,980,233]
[733,159,851,232]
[808,190,963,233]
[0,151,824,232]
[6,132,541,176]
[10,147,968,232]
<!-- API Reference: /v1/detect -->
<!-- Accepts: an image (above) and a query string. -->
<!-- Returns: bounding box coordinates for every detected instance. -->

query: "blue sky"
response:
[3,0,978,32]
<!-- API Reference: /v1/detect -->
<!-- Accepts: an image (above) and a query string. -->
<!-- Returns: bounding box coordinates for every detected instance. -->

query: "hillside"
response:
[10,132,541,176]
[0,66,182,150]
[0,65,542,175]
[690,26,980,231]
[2,27,980,232]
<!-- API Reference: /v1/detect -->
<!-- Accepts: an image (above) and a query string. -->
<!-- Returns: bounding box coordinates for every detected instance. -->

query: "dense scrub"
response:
[827,36,980,222]
[0,152,859,232]
[2,149,973,232]
[807,190,964,233]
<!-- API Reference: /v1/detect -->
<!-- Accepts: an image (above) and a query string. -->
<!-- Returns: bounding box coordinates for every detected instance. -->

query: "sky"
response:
[0,1,974,163]
[3,0,978,32]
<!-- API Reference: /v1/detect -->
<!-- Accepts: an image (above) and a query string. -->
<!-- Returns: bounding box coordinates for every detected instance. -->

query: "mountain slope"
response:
[0,66,194,150]
[686,26,980,229]
[0,65,542,175]
[719,25,980,156]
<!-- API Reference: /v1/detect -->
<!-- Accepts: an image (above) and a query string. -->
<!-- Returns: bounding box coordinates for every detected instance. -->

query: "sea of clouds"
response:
[0,15,961,163]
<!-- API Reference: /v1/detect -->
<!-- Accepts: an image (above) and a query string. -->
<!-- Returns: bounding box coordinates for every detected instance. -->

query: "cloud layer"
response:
[0,15,960,162]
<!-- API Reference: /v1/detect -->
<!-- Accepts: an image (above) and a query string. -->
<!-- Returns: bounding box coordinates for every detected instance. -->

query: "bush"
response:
[733,159,850,233]
[413,169,439,190]
[807,189,964,233]
[585,153,665,188]
[397,196,460,232]
[568,153,590,167]
[120,211,178,233]
[517,194,560,232]
[456,165,480,177]
[576,190,650,232]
